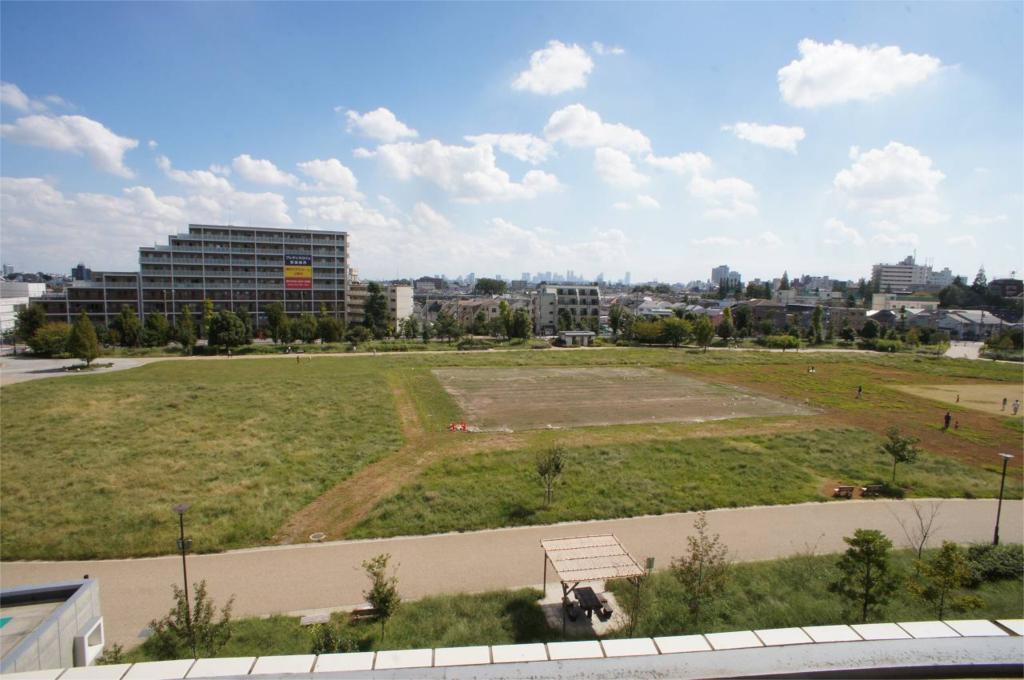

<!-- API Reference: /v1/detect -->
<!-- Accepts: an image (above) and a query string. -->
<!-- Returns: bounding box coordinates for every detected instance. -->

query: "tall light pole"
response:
[993,454,1014,546]
[173,502,197,658]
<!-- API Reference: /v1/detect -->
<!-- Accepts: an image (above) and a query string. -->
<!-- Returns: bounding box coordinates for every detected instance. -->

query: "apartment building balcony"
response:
[171,257,205,265]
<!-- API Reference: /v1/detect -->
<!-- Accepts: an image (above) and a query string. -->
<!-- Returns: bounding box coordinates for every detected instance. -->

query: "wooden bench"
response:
[349,604,380,621]
[861,484,884,497]
[833,485,855,499]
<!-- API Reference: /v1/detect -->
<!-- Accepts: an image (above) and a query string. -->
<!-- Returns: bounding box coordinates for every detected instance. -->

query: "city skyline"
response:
[1,3,1021,282]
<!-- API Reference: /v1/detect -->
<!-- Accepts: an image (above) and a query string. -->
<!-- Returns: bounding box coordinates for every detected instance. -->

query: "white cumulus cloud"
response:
[544,104,650,153]
[645,151,712,175]
[157,155,233,192]
[367,140,561,203]
[635,194,660,209]
[0,82,48,112]
[778,39,941,108]
[594,147,648,188]
[297,158,361,197]
[463,133,553,164]
[834,141,947,226]
[591,42,625,56]
[512,40,593,95]
[232,154,299,187]
[722,122,806,153]
[345,108,418,142]
[688,174,758,220]
[823,217,864,246]
[1,114,138,177]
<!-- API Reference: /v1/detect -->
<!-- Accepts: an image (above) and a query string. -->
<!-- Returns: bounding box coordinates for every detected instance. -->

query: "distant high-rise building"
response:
[711,265,730,286]
[521,272,530,282]
[624,271,631,286]
[1,264,13,277]
[71,263,92,281]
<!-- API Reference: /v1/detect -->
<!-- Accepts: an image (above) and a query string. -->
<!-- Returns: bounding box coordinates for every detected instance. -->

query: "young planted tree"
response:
[433,308,461,343]
[144,312,172,347]
[860,319,880,340]
[264,303,287,343]
[207,310,247,353]
[535,446,566,507]
[671,512,730,627]
[201,299,214,339]
[363,282,389,339]
[661,317,690,347]
[14,303,46,346]
[829,529,898,623]
[892,502,942,567]
[511,308,532,339]
[112,307,143,347]
[881,427,920,485]
[293,312,318,343]
[236,308,254,344]
[717,308,734,345]
[811,305,824,344]
[27,322,71,356]
[176,305,197,354]
[67,311,100,366]
[145,580,234,660]
[362,554,400,641]
[693,315,715,352]
[399,316,419,340]
[609,304,624,338]
[911,541,981,619]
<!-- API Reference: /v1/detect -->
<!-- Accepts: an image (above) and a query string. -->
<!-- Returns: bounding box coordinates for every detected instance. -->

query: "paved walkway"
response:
[0,356,150,386]
[2,499,1018,647]
[945,341,984,360]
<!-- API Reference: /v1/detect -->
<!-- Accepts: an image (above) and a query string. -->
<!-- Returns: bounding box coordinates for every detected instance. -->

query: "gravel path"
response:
[2,499,1018,647]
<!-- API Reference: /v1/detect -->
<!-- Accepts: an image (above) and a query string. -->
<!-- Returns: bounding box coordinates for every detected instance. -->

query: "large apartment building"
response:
[871,255,954,293]
[533,284,601,335]
[33,224,352,328]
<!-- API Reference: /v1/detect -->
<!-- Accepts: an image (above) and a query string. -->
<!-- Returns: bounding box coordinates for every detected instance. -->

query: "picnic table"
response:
[833,485,855,499]
[861,484,884,497]
[574,586,605,619]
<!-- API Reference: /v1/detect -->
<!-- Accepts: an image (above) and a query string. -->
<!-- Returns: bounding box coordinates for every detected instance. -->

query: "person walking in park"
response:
[857,385,863,399]
[943,411,952,430]
[1014,399,1021,416]
[1003,397,1008,411]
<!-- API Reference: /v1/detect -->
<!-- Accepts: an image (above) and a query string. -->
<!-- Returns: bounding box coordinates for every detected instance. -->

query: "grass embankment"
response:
[350,428,1021,539]
[0,359,403,560]
[609,546,1024,638]
[123,546,1022,661]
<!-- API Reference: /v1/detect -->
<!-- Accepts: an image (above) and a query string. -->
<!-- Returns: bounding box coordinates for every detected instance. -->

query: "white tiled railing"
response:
[5,619,1020,679]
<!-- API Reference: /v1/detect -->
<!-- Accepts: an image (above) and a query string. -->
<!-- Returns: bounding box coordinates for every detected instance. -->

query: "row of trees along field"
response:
[609,303,950,352]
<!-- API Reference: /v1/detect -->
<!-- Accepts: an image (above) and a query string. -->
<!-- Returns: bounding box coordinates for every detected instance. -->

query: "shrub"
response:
[965,544,1024,586]
[28,322,71,356]
[759,335,800,350]
[457,338,494,351]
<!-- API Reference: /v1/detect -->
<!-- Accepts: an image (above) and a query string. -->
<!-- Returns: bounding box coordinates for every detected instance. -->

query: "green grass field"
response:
[2,348,1020,559]
[0,359,403,559]
[122,546,1023,661]
[350,427,1020,539]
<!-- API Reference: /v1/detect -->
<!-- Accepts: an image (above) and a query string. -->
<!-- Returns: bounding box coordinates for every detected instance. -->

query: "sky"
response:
[1,2,1021,284]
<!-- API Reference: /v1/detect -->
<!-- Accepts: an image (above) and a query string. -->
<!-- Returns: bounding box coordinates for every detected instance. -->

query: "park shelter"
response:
[541,534,646,595]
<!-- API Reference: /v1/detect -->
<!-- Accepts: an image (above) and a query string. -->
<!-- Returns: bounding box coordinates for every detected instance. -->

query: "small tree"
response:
[434,308,461,343]
[201,299,214,340]
[911,541,982,619]
[661,317,690,347]
[893,502,942,567]
[881,427,920,485]
[535,446,566,506]
[318,314,345,343]
[363,283,389,339]
[144,312,172,347]
[346,324,371,344]
[671,512,729,626]
[829,529,898,623]
[112,307,143,347]
[811,305,824,344]
[265,303,287,343]
[860,319,880,340]
[145,580,234,660]
[399,316,419,340]
[14,303,47,345]
[609,304,624,337]
[362,554,400,640]
[473,278,507,295]
[207,310,247,353]
[176,305,197,355]
[236,308,254,344]
[293,312,318,343]
[693,316,715,352]
[511,308,532,339]
[28,322,71,356]
[67,311,100,366]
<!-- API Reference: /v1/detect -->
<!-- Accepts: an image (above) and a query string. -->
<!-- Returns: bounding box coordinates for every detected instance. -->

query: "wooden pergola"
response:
[541,534,646,629]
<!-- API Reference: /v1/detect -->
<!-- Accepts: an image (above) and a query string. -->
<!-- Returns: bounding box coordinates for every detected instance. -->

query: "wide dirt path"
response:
[3,499,1018,648]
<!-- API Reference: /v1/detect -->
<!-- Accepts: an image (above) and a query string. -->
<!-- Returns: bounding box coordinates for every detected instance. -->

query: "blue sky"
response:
[2,2,1021,283]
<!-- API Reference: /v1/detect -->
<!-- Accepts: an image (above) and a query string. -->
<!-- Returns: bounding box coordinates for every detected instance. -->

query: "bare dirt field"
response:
[894,382,1024,417]
[432,366,815,431]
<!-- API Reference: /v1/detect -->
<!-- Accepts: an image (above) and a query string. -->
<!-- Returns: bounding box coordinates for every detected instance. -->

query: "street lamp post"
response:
[173,502,197,658]
[993,454,1014,546]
